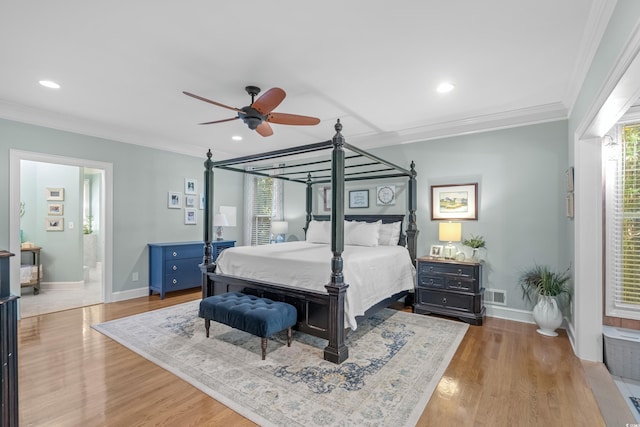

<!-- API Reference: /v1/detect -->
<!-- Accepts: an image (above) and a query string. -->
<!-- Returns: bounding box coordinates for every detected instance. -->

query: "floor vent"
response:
[485,288,507,306]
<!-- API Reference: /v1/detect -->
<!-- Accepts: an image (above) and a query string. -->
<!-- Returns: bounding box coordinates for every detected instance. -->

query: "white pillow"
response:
[306,220,331,243]
[378,221,402,246]
[344,220,381,246]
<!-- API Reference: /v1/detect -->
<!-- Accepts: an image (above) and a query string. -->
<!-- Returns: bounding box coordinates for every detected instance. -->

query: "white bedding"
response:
[215,241,416,330]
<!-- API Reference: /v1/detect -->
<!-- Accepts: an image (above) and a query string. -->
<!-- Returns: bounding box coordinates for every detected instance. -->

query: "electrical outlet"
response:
[132,272,139,282]
[68,221,74,229]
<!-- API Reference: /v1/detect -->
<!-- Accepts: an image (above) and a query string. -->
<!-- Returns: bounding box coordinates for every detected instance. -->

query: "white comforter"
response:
[215,241,416,330]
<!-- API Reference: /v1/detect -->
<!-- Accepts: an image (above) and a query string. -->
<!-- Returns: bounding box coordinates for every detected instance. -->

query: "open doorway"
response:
[9,150,113,318]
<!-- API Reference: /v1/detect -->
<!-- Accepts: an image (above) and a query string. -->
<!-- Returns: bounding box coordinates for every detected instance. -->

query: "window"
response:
[244,167,284,246]
[606,122,640,320]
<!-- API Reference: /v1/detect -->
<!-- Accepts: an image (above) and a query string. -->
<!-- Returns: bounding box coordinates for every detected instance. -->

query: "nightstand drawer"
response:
[418,262,474,278]
[445,277,475,292]
[417,275,445,289]
[164,245,202,260]
[417,289,475,313]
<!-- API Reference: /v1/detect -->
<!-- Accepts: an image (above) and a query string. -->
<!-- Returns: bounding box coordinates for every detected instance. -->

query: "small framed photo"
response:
[46,187,65,201]
[45,217,64,231]
[185,195,196,208]
[185,178,197,195]
[566,193,574,219]
[185,208,197,225]
[349,190,369,208]
[168,191,182,209]
[323,187,332,211]
[376,185,396,206]
[430,244,444,258]
[431,183,478,220]
[47,203,64,216]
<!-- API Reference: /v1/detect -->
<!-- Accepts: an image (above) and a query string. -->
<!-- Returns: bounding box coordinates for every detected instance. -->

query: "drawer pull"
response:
[429,266,434,272]
[442,297,447,304]
[172,251,178,257]
[457,268,462,275]
[172,265,177,271]
[172,279,177,284]
[428,279,434,285]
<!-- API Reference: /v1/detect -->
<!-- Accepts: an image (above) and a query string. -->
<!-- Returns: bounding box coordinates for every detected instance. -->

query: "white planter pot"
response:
[532,295,563,337]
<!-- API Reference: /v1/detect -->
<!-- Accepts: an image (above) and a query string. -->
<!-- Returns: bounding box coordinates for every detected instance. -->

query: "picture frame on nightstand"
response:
[430,244,443,258]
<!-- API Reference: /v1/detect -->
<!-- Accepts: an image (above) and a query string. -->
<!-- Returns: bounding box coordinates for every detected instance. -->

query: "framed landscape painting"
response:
[431,183,478,220]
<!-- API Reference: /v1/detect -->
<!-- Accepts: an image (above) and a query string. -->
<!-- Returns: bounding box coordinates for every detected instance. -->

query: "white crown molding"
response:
[0,99,228,159]
[565,0,619,117]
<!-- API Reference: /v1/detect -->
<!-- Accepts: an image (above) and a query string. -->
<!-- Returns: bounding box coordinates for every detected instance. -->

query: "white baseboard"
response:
[485,304,570,332]
[109,286,149,302]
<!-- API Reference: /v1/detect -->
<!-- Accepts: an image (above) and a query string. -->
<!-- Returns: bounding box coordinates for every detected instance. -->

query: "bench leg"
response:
[287,327,292,347]
[205,319,210,338]
[261,337,267,360]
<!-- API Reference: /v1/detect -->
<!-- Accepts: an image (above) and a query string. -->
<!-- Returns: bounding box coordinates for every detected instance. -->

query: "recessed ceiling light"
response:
[436,82,455,94]
[39,80,60,89]
[232,135,243,141]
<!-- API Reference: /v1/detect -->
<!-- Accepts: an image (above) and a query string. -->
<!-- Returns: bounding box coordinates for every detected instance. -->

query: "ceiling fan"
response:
[183,86,321,137]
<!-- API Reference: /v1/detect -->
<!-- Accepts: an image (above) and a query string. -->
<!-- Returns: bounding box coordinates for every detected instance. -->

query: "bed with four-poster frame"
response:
[200,119,419,364]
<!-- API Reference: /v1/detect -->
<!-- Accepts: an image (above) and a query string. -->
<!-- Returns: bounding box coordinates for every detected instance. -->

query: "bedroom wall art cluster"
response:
[167,178,204,225]
[45,187,65,231]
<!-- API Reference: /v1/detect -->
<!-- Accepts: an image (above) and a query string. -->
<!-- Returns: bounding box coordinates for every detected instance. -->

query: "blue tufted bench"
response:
[198,292,298,360]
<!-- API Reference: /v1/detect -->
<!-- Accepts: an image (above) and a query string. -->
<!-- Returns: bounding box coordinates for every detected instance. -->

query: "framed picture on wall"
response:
[349,190,369,208]
[185,195,196,208]
[46,187,65,201]
[323,187,332,211]
[185,208,197,225]
[431,183,478,220]
[168,192,182,209]
[376,185,396,206]
[47,203,64,216]
[185,178,197,195]
[45,218,64,231]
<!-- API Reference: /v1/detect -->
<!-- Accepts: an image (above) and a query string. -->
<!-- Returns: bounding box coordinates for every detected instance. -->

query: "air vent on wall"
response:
[485,288,507,306]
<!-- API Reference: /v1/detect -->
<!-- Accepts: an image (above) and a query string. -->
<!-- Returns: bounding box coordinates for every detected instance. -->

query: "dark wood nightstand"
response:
[414,256,485,325]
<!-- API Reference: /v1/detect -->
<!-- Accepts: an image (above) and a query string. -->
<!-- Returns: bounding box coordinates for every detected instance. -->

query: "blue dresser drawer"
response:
[148,240,235,299]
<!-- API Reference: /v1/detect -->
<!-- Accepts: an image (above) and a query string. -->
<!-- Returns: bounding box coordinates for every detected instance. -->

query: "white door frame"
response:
[9,149,114,311]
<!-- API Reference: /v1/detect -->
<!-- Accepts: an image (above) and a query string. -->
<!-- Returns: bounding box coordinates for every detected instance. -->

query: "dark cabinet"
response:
[414,257,485,325]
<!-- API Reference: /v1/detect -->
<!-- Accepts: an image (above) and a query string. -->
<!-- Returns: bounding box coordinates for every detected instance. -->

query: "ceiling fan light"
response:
[437,82,455,93]
[232,135,242,141]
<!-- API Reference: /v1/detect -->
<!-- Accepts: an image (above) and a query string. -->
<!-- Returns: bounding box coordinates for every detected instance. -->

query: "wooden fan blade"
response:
[198,117,239,125]
[266,112,321,126]
[256,121,274,137]
[183,91,243,113]
[252,87,286,115]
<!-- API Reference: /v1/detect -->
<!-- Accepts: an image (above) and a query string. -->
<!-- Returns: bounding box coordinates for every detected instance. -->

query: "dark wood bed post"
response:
[407,161,419,264]
[201,149,215,299]
[324,119,349,364]
[304,172,312,234]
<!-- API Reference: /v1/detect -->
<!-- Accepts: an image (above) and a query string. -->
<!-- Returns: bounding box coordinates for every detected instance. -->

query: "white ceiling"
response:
[0,1,612,160]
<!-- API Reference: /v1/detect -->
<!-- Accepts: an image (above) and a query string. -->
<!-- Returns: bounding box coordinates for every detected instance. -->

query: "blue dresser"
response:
[148,240,235,299]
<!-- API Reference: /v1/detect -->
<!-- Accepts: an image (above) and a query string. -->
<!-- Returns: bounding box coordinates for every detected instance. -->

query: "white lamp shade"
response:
[271,221,289,234]
[439,222,461,242]
[213,213,229,227]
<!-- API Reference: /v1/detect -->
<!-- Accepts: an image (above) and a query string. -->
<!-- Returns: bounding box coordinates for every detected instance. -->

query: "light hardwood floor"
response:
[18,290,614,426]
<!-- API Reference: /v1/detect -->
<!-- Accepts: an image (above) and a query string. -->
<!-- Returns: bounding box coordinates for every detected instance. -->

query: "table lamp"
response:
[271,221,289,243]
[213,213,229,241]
[439,222,461,259]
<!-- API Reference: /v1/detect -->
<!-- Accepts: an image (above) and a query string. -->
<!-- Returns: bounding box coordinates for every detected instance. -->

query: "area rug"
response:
[93,301,468,427]
[631,396,640,416]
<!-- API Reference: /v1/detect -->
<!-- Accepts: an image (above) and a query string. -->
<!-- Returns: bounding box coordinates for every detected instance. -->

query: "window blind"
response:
[607,123,640,319]
[251,176,273,246]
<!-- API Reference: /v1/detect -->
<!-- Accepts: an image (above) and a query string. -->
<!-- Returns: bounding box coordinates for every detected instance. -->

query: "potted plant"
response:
[462,234,486,259]
[518,265,571,336]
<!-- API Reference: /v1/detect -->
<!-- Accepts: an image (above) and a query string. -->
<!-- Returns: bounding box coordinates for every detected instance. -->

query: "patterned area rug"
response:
[631,396,640,416]
[93,301,468,427]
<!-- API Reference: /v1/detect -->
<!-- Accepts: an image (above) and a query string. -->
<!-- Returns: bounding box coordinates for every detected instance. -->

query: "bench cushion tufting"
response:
[199,292,297,338]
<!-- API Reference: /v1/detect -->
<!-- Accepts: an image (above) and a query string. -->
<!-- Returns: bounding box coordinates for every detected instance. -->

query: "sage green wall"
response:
[282,121,569,313]
[20,161,83,282]
[0,118,243,294]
